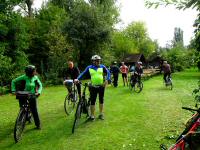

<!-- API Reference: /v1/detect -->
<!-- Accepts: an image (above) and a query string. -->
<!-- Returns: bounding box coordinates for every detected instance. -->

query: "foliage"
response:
[161,44,194,72]
[111,31,137,60]
[123,21,157,58]
[27,4,69,75]
[0,10,29,84]
[193,80,200,103]
[61,0,119,67]
[173,27,184,47]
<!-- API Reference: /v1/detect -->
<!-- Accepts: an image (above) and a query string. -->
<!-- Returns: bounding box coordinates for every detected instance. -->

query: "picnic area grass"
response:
[0,68,199,150]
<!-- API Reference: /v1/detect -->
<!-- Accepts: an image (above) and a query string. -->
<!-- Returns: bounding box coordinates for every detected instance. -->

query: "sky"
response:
[33,0,198,47]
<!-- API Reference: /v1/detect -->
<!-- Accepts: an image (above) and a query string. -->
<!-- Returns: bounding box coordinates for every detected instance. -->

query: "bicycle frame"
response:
[166,107,200,150]
[72,82,90,133]
[14,91,34,143]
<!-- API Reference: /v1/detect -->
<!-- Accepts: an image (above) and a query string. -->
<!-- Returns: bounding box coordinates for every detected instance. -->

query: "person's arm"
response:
[77,66,90,80]
[103,65,111,84]
[119,66,123,73]
[36,76,43,95]
[11,75,25,93]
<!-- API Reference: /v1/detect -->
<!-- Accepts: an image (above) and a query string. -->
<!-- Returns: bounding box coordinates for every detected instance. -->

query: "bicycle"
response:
[160,106,200,150]
[14,91,34,143]
[129,72,143,93]
[72,82,91,133]
[63,79,78,115]
[164,75,173,90]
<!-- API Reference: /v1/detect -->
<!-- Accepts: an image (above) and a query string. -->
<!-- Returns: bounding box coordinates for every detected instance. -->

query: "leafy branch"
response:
[193,80,200,103]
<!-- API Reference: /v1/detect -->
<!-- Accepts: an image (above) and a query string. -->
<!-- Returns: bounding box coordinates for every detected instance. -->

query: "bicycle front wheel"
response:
[134,82,143,93]
[14,108,27,143]
[72,102,82,133]
[64,94,76,115]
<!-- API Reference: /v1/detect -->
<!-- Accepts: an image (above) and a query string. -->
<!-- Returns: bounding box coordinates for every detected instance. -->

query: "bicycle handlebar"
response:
[182,107,199,112]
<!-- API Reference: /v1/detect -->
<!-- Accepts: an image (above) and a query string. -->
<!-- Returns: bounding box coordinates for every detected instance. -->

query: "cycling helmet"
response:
[25,65,36,77]
[91,55,101,61]
[137,61,142,65]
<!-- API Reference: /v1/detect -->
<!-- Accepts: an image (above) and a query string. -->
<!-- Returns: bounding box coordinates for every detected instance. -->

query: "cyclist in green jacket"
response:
[11,65,42,129]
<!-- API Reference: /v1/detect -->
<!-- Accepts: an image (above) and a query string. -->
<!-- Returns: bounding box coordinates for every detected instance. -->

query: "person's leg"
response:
[125,74,128,86]
[98,86,105,120]
[122,74,125,86]
[89,87,98,119]
[113,74,117,87]
[29,98,40,129]
[116,73,119,87]
[163,73,167,82]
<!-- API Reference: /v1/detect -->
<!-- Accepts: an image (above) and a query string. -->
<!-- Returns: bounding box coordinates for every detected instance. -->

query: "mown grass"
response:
[0,68,199,150]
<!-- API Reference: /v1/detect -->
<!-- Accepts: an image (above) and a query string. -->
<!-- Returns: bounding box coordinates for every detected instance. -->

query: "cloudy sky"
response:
[33,0,198,47]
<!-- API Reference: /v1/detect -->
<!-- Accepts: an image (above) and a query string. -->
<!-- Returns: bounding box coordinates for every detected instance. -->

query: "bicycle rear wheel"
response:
[134,82,143,93]
[14,108,27,143]
[64,94,76,115]
[72,102,82,133]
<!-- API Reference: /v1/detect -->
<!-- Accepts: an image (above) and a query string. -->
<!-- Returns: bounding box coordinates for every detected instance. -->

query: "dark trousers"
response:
[89,86,105,105]
[163,73,171,82]
[113,73,119,87]
[19,98,40,127]
[67,83,81,98]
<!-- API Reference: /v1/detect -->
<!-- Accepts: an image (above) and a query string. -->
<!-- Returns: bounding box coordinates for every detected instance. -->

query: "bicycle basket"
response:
[64,79,73,88]
[16,91,30,99]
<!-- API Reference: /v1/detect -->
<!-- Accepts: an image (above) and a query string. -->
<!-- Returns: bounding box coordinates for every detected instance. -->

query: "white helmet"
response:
[91,55,101,61]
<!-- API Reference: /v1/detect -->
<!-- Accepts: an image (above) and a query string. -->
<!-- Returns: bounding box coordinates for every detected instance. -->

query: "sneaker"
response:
[86,116,95,122]
[98,114,104,120]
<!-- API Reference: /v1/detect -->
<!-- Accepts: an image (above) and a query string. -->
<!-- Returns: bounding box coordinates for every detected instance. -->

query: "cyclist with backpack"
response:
[11,65,42,129]
[162,61,171,83]
[75,55,111,121]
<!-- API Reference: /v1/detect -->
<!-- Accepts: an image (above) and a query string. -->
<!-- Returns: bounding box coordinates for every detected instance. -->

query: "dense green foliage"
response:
[0,69,199,149]
[0,0,198,91]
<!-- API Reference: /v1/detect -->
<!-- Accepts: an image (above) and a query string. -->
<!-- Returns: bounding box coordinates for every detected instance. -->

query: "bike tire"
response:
[134,82,143,93]
[72,102,82,133]
[64,94,76,115]
[14,108,27,143]
[129,80,133,91]
[170,83,173,90]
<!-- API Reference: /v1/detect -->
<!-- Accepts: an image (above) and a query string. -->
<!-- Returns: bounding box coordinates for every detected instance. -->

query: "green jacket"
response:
[11,75,42,94]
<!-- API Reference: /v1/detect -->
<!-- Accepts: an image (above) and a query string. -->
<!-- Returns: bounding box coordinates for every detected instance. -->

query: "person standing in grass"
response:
[63,61,81,100]
[11,65,42,129]
[75,55,111,121]
[110,61,120,87]
[120,62,129,87]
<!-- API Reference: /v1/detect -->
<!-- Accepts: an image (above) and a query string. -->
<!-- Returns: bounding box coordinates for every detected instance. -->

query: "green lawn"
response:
[0,69,199,150]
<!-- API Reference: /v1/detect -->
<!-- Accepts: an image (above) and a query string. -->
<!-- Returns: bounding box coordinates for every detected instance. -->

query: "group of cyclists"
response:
[11,54,171,130]
[110,61,144,88]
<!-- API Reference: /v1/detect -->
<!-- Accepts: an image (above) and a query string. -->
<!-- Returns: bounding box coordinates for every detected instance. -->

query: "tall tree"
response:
[60,0,119,67]
[173,27,184,47]
[145,0,200,69]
